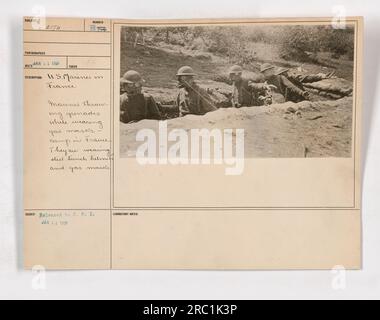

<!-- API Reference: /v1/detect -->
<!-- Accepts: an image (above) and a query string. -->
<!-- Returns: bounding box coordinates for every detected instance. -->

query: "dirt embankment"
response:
[120,97,353,158]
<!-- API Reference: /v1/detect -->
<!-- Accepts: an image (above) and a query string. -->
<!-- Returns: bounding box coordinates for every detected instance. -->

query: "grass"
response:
[120,41,354,91]
[120,42,226,89]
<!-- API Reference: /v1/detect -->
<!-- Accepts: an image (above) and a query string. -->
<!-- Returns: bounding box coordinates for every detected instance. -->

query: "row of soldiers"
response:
[120,64,335,123]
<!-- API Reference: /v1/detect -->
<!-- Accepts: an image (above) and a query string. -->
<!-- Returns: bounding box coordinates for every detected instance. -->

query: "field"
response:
[119,39,354,158]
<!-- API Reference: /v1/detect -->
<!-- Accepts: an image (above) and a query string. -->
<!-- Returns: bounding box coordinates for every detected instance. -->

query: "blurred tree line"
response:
[278,25,355,61]
[121,24,355,65]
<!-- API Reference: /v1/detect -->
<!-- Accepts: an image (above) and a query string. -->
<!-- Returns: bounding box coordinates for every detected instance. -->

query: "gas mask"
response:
[178,76,195,89]
[230,73,242,83]
[123,82,143,96]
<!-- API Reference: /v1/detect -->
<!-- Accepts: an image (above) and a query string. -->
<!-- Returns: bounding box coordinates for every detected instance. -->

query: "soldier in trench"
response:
[175,66,218,117]
[120,70,162,123]
[228,65,276,108]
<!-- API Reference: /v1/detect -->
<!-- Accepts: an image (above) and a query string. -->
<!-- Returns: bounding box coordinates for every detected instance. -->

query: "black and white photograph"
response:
[1,0,380,302]
[119,23,356,158]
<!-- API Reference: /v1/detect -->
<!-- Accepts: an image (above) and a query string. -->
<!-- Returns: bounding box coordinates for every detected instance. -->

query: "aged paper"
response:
[24,17,362,270]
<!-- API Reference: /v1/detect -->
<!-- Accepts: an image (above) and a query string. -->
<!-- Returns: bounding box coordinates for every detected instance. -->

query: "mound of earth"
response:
[303,78,353,99]
[120,97,353,158]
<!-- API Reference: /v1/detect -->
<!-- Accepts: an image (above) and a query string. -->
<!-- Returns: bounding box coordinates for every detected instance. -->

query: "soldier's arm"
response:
[248,81,267,93]
[231,87,238,106]
[280,75,305,96]
[294,74,324,83]
[176,90,191,117]
[146,95,162,120]
[199,88,217,112]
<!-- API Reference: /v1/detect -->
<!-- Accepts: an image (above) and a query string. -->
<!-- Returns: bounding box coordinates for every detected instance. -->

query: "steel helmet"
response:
[120,70,144,84]
[275,67,290,76]
[176,66,197,76]
[229,65,243,75]
[260,63,275,73]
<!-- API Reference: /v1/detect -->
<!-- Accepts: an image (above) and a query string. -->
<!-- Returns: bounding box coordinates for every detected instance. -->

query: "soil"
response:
[120,98,353,158]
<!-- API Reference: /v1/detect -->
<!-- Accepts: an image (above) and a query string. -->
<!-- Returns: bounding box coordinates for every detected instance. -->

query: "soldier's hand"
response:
[267,84,277,91]
[258,95,272,106]
[264,97,273,106]
[303,91,311,100]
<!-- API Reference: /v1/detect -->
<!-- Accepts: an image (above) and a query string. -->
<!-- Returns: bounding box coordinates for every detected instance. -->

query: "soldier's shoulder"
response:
[196,84,207,92]
[275,74,286,81]
[195,84,211,95]
[142,92,153,99]
[239,77,249,85]
[244,73,265,83]
[143,93,159,105]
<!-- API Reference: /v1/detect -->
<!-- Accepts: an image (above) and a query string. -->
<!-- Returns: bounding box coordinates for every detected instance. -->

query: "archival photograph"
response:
[118,23,356,159]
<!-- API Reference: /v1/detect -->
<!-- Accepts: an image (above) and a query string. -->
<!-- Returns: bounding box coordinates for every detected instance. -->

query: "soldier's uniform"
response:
[275,67,335,102]
[260,64,309,103]
[120,93,162,123]
[176,84,217,117]
[282,68,334,85]
[267,74,306,103]
[175,66,217,117]
[232,77,270,107]
[119,70,162,123]
[229,65,270,107]
[288,73,327,84]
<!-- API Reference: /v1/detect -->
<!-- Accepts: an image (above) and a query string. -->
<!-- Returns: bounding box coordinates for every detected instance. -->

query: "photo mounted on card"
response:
[24,17,362,270]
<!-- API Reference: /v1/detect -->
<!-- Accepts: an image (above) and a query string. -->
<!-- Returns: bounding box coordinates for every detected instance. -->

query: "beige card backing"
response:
[24,17,363,270]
